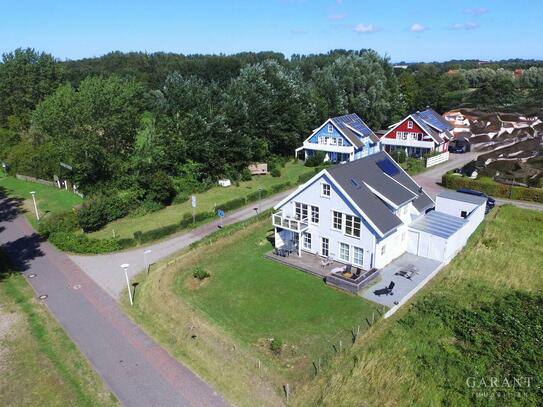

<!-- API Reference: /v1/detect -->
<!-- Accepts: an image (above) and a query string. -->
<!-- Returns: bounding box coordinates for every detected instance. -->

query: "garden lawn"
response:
[0,251,118,407]
[123,217,378,407]
[90,160,313,240]
[178,221,377,361]
[0,174,82,227]
[295,205,543,407]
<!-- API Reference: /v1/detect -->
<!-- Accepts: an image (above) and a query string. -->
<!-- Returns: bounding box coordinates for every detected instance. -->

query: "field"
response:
[123,217,378,406]
[295,205,543,406]
[0,174,82,227]
[90,160,313,240]
[0,251,118,407]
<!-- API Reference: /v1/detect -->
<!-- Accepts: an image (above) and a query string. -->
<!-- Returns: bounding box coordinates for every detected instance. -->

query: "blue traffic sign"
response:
[217,209,225,218]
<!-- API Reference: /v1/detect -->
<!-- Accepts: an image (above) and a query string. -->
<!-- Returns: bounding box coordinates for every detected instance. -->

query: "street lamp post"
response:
[121,263,133,306]
[144,249,152,275]
[29,191,40,221]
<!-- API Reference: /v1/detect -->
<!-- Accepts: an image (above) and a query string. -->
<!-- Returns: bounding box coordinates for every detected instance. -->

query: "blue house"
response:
[295,114,381,163]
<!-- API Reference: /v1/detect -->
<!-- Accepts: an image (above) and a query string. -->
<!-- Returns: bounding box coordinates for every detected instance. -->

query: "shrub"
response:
[305,151,325,167]
[77,195,129,232]
[38,211,78,238]
[270,168,281,177]
[193,266,210,280]
[140,171,176,205]
[241,168,252,181]
[390,149,407,163]
[48,232,121,254]
[270,338,282,355]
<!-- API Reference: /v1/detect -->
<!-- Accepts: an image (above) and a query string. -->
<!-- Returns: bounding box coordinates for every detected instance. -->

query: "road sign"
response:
[217,209,225,218]
[191,195,197,208]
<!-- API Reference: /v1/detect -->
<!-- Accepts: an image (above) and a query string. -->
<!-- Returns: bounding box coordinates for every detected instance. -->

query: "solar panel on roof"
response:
[376,158,399,176]
[418,109,451,132]
[350,178,361,188]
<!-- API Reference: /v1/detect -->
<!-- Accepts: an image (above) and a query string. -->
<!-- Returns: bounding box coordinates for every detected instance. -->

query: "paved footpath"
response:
[0,196,229,407]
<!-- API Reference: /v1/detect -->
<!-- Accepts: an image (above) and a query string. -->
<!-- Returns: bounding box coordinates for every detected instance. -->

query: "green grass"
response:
[295,206,543,406]
[90,160,313,240]
[123,217,378,406]
[0,251,118,407]
[0,174,82,228]
[178,221,376,363]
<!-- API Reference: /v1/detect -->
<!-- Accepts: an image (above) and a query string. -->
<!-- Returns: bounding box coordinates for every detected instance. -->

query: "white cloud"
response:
[409,23,426,32]
[463,7,489,16]
[329,13,346,21]
[450,22,479,30]
[354,23,381,33]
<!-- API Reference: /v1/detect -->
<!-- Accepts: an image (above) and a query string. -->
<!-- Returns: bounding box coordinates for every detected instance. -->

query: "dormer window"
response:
[327,123,334,133]
[407,120,413,129]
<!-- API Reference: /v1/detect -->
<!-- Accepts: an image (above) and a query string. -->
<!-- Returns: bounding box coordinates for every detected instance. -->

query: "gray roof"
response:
[437,190,487,206]
[331,114,380,145]
[341,127,364,148]
[410,210,466,239]
[327,151,434,236]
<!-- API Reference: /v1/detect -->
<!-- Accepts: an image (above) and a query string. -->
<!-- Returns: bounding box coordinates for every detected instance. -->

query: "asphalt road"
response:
[0,195,229,407]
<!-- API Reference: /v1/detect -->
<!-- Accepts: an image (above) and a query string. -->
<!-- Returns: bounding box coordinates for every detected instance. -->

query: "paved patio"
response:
[361,253,442,307]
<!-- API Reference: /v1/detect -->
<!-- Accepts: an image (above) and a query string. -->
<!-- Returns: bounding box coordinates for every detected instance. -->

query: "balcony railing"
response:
[272,210,309,232]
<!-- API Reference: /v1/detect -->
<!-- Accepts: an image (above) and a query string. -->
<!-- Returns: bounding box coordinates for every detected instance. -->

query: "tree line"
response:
[1,48,542,208]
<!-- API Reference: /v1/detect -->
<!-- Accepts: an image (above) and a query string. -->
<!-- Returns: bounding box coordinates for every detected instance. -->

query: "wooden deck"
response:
[264,250,345,278]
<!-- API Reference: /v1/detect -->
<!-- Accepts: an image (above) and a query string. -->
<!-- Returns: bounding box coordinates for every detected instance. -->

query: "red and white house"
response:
[380,108,454,158]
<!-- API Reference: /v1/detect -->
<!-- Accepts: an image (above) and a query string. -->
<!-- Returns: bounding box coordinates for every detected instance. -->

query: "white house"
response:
[295,114,381,164]
[272,152,486,272]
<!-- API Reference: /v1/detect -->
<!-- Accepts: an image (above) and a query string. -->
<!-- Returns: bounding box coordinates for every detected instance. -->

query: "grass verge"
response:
[0,251,118,407]
[294,205,543,406]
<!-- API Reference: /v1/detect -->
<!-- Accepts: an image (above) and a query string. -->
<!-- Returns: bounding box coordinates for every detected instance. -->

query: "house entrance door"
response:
[321,237,329,257]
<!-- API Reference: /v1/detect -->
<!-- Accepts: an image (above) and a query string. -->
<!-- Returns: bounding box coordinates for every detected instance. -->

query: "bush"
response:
[241,168,252,181]
[442,172,543,203]
[48,232,121,254]
[390,149,407,164]
[77,195,130,232]
[140,171,176,205]
[270,338,282,355]
[270,168,281,177]
[305,151,325,167]
[193,266,210,280]
[38,211,79,238]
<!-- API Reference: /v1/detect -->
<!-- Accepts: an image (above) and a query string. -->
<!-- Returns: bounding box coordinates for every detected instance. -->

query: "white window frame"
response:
[339,242,350,262]
[321,183,331,198]
[327,123,334,133]
[321,237,329,257]
[311,205,319,224]
[353,246,364,267]
[295,202,308,220]
[345,214,361,238]
[332,211,343,231]
[303,232,312,249]
[407,120,413,129]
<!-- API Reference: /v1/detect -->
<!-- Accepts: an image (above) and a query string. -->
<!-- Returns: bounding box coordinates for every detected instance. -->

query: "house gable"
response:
[305,120,354,147]
[383,117,427,141]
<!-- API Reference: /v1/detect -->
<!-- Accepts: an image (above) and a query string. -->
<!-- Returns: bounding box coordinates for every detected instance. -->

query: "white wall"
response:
[374,226,408,269]
[277,173,377,270]
[436,196,480,218]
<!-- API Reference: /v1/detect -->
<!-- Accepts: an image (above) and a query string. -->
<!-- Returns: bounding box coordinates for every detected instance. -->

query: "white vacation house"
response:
[271,152,486,279]
[295,113,381,164]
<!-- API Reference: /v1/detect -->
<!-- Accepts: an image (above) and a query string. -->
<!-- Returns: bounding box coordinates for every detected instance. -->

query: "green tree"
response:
[0,48,64,128]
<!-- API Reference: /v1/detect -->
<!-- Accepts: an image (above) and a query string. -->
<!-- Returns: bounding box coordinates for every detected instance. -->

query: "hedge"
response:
[442,172,543,203]
[48,232,122,254]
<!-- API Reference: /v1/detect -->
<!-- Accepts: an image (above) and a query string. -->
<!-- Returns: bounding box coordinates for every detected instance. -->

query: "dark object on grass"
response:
[270,338,282,355]
[373,281,395,296]
[193,266,210,280]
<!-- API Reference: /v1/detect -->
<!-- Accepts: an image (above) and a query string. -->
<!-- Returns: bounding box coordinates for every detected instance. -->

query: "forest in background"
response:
[1,48,542,210]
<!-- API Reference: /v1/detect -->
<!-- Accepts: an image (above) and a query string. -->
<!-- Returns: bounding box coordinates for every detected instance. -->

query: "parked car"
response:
[456,188,496,213]
[449,139,471,153]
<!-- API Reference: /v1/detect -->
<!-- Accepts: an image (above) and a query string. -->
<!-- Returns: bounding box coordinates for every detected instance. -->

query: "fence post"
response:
[284,383,290,404]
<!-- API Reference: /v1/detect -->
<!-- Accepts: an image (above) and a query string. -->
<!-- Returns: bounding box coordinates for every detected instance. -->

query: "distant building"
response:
[379,108,453,157]
[443,110,473,137]
[295,114,381,164]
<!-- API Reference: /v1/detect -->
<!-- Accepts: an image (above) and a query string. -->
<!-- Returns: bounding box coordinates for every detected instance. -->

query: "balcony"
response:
[302,141,354,154]
[272,210,309,232]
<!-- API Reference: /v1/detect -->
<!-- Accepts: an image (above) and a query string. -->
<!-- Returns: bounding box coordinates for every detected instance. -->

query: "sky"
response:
[1,0,541,62]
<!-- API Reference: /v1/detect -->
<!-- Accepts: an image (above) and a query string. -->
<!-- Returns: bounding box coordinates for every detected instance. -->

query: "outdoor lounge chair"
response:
[394,269,414,280]
[373,281,395,296]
